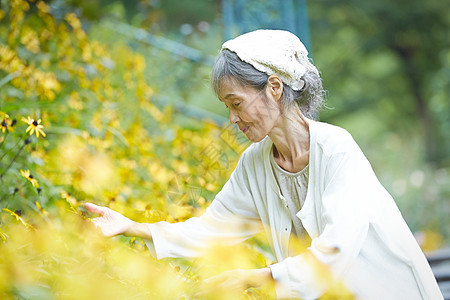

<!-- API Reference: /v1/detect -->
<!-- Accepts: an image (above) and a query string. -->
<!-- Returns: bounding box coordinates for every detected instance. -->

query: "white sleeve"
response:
[269,150,372,299]
[145,152,262,259]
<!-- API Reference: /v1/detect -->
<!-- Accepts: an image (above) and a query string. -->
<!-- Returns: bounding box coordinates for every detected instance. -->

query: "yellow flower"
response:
[0,227,7,242]
[1,119,8,133]
[61,190,77,207]
[0,113,15,133]
[35,201,49,217]
[20,169,39,187]
[22,116,46,138]
[19,169,29,178]
[2,208,36,230]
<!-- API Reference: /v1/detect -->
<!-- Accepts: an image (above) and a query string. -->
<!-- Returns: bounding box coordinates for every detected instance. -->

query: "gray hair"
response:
[211,49,325,119]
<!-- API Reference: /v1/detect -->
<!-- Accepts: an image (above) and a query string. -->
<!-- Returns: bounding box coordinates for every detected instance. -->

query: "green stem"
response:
[1,182,25,209]
[0,143,25,180]
[0,132,27,162]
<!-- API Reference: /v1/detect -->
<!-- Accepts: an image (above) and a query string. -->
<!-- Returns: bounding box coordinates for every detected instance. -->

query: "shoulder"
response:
[310,120,361,156]
[311,121,373,180]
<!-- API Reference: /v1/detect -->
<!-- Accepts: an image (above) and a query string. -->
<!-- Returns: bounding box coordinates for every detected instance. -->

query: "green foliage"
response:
[307,0,449,246]
[0,1,263,298]
[309,0,449,164]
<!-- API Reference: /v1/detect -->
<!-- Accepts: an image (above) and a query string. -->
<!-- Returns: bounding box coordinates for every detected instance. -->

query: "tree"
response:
[310,0,449,165]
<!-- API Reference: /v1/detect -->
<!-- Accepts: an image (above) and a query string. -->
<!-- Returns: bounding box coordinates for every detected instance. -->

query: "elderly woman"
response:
[85,30,442,299]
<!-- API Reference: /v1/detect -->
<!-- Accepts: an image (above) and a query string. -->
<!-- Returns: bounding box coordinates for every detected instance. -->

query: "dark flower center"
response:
[32,120,38,126]
[1,120,6,127]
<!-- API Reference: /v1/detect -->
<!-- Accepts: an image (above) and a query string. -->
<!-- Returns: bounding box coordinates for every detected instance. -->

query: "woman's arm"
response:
[124,221,152,239]
[85,202,269,293]
[84,202,152,240]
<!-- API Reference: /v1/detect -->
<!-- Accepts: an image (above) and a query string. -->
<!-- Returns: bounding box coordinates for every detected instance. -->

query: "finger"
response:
[84,202,106,216]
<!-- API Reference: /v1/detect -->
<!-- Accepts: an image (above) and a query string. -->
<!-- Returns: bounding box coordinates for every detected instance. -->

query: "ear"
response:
[266,75,283,101]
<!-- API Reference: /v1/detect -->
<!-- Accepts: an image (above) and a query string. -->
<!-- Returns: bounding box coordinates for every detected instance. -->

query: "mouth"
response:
[240,126,249,133]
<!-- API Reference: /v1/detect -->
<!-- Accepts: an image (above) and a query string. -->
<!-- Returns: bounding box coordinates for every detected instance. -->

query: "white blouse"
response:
[270,144,309,239]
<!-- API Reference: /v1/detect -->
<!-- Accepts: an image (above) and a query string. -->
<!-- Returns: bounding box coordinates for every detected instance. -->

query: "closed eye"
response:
[224,103,240,109]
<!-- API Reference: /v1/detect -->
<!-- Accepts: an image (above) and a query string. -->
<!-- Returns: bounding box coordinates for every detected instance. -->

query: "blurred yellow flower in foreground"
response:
[35,201,49,217]
[0,227,7,242]
[61,190,78,208]
[22,116,46,138]
[0,112,15,133]
[2,208,36,230]
[1,119,8,133]
[20,169,39,187]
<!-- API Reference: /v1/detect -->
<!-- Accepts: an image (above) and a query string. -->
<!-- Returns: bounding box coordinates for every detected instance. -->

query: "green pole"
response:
[296,0,311,54]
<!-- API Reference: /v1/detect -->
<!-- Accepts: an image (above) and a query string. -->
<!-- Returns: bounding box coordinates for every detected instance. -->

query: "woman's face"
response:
[218,77,282,143]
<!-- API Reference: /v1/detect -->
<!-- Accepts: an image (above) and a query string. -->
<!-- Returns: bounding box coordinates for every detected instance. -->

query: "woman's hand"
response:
[84,202,136,237]
[198,268,273,296]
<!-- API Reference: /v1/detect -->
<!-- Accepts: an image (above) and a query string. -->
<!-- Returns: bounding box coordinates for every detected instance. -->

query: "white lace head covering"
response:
[221,29,309,91]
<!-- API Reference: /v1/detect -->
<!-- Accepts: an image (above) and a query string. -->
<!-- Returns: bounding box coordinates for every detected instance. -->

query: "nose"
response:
[229,109,239,124]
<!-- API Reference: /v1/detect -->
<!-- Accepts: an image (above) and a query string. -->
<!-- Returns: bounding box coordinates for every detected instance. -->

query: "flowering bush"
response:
[0,1,279,299]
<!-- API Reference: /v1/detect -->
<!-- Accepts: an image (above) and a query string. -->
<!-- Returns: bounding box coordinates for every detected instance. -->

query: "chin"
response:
[248,134,265,143]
